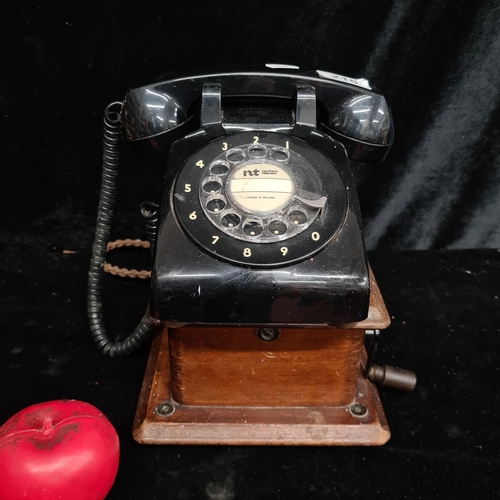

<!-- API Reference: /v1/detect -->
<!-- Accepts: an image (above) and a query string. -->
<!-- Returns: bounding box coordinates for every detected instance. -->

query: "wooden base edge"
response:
[132,331,390,446]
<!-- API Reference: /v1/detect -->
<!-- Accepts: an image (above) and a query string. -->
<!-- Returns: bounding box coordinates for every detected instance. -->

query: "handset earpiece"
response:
[121,87,197,155]
[332,94,391,145]
[323,93,394,162]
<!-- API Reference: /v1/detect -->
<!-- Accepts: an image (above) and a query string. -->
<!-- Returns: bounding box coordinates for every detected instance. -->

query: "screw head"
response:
[257,328,280,342]
[155,402,176,417]
[350,403,367,417]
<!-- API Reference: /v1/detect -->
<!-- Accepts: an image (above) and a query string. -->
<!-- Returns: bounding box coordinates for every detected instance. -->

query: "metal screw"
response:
[155,402,176,417]
[350,403,367,417]
[257,328,280,342]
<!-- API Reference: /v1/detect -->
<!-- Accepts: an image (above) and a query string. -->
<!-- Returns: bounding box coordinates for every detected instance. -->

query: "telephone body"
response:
[120,66,393,328]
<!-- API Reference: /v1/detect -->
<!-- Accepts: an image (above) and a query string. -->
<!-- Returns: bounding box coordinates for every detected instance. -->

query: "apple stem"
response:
[41,416,53,434]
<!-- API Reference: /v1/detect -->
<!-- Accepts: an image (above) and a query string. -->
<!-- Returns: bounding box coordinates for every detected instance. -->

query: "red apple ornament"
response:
[0,400,120,500]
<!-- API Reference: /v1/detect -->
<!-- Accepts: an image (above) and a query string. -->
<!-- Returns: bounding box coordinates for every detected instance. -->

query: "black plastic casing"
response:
[150,126,369,327]
[122,68,393,163]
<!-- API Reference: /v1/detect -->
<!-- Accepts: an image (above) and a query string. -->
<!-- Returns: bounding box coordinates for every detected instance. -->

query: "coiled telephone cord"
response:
[87,102,155,356]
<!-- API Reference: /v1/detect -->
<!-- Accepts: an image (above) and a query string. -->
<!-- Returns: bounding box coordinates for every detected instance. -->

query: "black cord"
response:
[87,102,155,356]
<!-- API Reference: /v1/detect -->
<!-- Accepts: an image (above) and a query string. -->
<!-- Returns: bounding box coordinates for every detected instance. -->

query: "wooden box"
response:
[133,269,392,445]
[169,327,364,407]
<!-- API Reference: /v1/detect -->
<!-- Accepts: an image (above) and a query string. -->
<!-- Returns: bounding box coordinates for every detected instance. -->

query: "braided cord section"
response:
[103,239,151,278]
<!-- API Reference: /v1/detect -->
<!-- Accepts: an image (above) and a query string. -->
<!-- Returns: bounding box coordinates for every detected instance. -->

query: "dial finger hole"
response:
[248,144,267,158]
[206,196,226,213]
[221,212,241,228]
[288,207,308,225]
[202,177,223,194]
[268,219,288,235]
[209,160,230,176]
[226,148,246,163]
[270,147,290,162]
[243,220,264,237]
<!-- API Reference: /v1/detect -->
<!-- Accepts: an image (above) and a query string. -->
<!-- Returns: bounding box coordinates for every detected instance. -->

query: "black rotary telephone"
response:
[88,64,393,357]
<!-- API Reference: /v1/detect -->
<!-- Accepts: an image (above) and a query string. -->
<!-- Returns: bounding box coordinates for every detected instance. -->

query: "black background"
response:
[2,0,500,251]
[1,1,500,498]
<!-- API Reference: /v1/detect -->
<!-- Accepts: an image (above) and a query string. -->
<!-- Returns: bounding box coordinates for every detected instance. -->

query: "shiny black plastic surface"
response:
[151,127,369,326]
[122,66,393,162]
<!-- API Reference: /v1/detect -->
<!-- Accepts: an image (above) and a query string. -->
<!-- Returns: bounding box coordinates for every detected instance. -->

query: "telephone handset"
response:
[88,65,393,355]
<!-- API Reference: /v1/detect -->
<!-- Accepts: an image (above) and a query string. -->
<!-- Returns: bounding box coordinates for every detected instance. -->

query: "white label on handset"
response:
[265,63,300,70]
[316,70,371,90]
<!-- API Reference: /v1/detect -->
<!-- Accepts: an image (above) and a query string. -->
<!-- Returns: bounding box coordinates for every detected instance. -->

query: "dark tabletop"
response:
[1,247,499,499]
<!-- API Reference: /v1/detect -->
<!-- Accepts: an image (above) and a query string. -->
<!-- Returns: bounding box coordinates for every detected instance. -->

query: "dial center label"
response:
[228,163,294,214]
